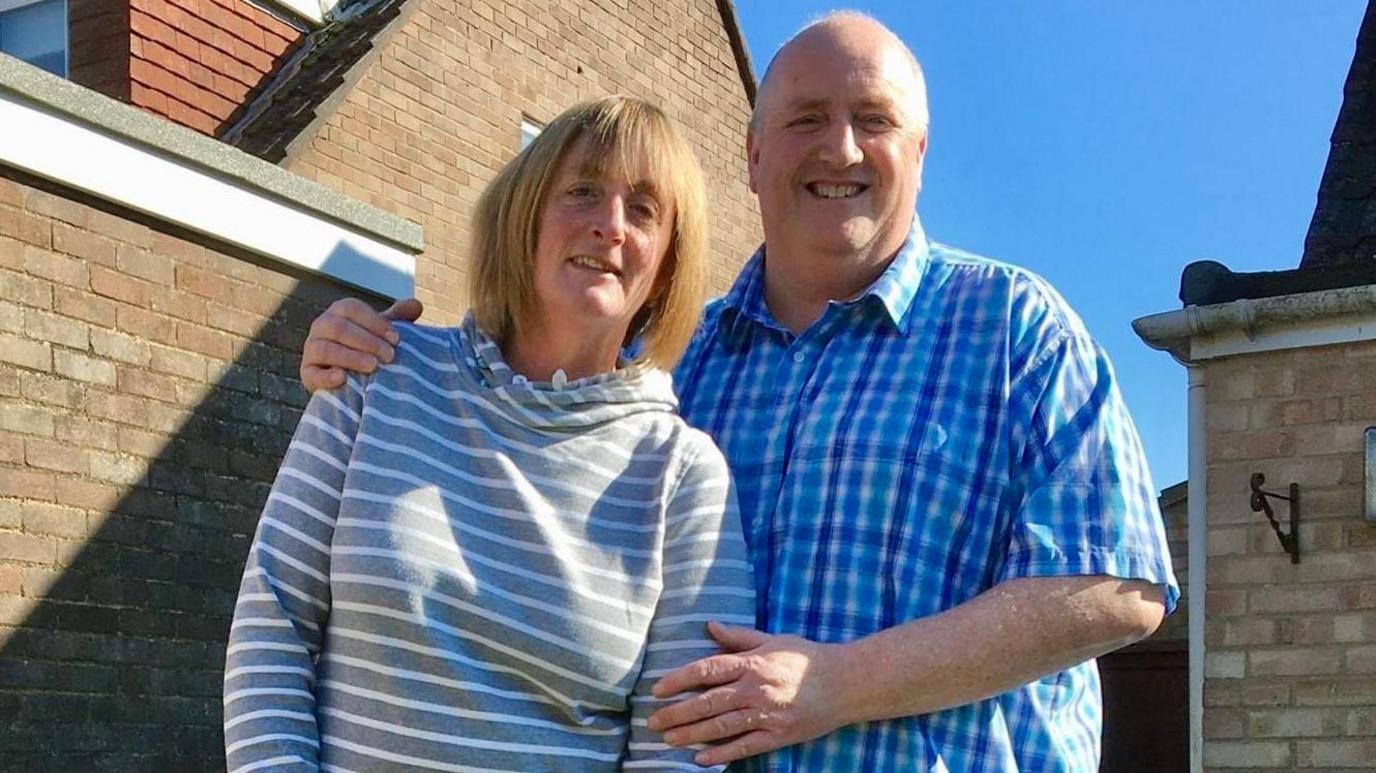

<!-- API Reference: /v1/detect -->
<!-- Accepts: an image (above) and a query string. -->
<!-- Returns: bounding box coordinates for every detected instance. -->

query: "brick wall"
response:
[1200,342,1376,770]
[129,0,305,134]
[1152,485,1189,643]
[1,1,757,764]
[69,0,133,102]
[284,0,762,321]
[65,0,306,135]
[0,168,361,767]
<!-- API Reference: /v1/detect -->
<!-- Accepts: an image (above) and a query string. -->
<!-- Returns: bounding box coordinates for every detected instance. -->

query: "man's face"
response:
[748,23,927,265]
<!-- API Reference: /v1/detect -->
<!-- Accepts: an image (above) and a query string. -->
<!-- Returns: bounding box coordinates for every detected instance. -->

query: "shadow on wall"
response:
[0,177,408,770]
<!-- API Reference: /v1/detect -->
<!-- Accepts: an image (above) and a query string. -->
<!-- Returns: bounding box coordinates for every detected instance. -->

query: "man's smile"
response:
[805,182,868,199]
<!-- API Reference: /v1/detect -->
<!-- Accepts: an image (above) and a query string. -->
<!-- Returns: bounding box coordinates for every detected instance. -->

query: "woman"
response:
[223,97,755,772]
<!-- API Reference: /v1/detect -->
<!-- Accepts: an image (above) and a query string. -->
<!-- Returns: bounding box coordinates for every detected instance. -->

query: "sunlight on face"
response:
[528,139,676,346]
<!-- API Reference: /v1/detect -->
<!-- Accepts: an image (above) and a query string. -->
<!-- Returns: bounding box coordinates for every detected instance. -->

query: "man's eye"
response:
[861,115,894,130]
[787,115,823,128]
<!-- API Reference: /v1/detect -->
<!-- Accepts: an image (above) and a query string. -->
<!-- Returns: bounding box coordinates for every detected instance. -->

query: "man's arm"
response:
[299,297,423,391]
[648,574,1165,766]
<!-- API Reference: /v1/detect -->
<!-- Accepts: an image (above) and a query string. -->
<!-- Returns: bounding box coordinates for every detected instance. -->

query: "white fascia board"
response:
[1135,284,1376,364]
[1,89,414,299]
[1190,312,1376,360]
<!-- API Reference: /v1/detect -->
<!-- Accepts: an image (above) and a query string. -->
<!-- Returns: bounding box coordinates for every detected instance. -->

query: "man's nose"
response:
[817,120,863,167]
[591,197,627,243]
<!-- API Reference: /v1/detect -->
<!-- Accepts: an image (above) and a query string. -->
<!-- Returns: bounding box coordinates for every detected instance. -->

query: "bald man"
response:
[297,13,1176,772]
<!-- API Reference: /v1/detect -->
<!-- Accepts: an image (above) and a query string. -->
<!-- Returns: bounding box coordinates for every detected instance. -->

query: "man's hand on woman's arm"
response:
[648,575,1165,766]
[300,297,424,391]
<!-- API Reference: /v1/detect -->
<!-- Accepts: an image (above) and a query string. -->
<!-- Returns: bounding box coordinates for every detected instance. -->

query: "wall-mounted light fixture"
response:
[1250,472,1299,564]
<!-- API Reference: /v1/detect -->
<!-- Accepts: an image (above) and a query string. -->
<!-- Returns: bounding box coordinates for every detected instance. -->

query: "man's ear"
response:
[746,129,760,194]
[913,127,929,192]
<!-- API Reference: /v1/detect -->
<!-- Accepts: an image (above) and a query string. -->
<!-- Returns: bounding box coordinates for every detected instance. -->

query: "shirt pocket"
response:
[876,445,1007,628]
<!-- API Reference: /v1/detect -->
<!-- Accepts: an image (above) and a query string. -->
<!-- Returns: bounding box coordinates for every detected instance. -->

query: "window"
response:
[0,0,67,77]
[519,118,542,151]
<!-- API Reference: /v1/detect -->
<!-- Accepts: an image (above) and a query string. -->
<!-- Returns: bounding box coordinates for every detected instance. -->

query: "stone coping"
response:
[0,54,423,253]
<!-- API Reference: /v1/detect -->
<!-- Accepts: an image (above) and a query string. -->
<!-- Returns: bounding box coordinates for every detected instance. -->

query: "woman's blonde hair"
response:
[468,96,709,371]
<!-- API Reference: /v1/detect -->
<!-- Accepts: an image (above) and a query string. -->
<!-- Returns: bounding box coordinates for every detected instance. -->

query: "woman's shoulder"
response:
[386,322,466,374]
[656,419,731,482]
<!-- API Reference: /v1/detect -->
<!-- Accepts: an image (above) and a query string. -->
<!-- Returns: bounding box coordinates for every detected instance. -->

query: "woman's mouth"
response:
[569,255,620,275]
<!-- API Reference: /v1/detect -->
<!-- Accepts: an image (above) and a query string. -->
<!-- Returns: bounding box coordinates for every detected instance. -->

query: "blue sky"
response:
[733,2,1368,489]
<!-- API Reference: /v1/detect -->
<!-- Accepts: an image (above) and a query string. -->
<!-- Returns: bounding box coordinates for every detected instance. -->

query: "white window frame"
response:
[520,118,543,151]
[247,0,333,27]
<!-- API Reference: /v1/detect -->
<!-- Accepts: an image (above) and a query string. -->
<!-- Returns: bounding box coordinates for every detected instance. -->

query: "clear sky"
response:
[733,1,1368,489]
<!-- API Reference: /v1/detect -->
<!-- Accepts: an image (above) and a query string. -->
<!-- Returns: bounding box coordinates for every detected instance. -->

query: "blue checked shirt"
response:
[672,220,1178,772]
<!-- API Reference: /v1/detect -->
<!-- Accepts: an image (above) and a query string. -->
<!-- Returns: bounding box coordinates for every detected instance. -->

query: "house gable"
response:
[250,0,764,322]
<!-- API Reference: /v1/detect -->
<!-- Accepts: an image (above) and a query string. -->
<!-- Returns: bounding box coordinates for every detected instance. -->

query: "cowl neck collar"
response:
[449,313,679,431]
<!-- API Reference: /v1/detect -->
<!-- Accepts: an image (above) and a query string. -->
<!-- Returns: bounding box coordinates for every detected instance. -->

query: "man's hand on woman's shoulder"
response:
[300,297,424,391]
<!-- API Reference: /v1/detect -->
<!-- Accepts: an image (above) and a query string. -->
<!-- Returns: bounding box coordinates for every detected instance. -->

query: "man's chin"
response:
[811,226,878,259]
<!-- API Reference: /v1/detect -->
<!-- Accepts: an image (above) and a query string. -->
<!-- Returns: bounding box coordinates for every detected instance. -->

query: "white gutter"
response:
[1186,366,1206,773]
[1133,284,1376,363]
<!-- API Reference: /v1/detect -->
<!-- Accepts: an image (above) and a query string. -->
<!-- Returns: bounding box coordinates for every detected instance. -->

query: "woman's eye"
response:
[568,184,596,198]
[631,201,660,221]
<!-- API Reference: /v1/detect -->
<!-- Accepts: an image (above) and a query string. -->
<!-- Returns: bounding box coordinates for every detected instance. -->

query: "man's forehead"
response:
[761,29,918,108]
[766,57,915,115]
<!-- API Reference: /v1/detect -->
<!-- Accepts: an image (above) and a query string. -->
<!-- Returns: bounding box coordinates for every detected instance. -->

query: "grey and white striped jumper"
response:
[223,317,756,772]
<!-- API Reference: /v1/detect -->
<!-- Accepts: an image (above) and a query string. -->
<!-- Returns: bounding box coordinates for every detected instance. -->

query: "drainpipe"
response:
[1186,365,1206,773]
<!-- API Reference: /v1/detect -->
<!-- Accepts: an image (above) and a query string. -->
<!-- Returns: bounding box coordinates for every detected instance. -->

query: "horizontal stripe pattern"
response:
[225,319,755,772]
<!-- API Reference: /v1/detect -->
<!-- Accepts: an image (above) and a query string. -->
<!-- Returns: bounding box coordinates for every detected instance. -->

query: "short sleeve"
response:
[999,326,1179,613]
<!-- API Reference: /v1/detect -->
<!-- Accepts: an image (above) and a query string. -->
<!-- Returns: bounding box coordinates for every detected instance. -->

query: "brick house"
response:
[1134,4,1376,770]
[0,0,761,766]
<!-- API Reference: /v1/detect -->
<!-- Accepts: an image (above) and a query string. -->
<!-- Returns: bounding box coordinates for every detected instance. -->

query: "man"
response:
[296,13,1176,771]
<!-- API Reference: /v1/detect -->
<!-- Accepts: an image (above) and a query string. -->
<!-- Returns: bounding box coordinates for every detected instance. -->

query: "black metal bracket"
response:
[1249,473,1300,564]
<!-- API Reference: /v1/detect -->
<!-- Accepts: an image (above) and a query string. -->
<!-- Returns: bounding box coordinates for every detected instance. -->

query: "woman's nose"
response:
[590,198,627,243]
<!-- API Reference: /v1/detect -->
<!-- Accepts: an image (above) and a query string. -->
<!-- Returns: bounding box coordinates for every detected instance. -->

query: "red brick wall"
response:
[0,169,363,766]
[1200,343,1376,770]
[64,0,306,134]
[129,0,304,134]
[68,0,133,102]
[284,0,762,321]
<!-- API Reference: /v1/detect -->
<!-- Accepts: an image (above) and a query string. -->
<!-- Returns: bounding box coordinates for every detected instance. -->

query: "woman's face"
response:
[530,139,675,344]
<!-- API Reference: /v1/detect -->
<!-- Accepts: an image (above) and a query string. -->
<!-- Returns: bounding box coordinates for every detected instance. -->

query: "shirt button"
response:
[792,351,806,364]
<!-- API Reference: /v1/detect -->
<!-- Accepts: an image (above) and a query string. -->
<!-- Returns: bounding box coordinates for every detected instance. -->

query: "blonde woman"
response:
[224,97,755,772]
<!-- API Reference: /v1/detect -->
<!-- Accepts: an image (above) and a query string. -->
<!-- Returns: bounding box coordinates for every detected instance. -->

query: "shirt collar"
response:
[719,217,930,337]
[858,217,929,334]
[718,245,771,336]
